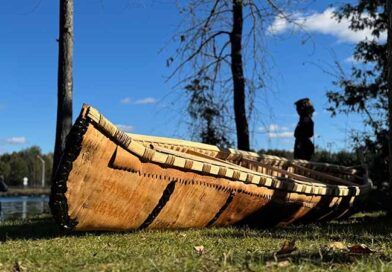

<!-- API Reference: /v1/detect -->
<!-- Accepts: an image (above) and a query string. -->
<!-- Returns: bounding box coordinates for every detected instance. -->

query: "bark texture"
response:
[230,0,250,151]
[387,1,392,191]
[53,0,74,174]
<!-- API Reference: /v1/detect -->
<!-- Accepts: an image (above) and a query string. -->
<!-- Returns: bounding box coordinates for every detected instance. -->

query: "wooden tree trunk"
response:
[230,0,250,151]
[53,0,74,175]
[387,1,392,200]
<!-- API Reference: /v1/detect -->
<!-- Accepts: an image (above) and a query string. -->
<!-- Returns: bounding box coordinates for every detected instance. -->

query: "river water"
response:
[0,196,50,221]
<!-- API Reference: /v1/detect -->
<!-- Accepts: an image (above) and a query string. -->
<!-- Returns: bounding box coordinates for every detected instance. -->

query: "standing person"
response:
[294,98,315,160]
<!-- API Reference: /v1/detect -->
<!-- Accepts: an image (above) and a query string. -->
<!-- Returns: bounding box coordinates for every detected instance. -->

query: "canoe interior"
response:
[50,105,371,231]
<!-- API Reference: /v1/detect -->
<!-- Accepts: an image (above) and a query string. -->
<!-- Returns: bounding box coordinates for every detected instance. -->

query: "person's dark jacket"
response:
[294,115,314,160]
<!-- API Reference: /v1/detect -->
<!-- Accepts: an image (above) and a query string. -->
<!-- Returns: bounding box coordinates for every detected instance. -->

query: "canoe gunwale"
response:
[125,134,362,177]
[84,105,370,198]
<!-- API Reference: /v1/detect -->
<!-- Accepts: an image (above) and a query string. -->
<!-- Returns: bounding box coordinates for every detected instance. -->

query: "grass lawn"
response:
[0,213,391,271]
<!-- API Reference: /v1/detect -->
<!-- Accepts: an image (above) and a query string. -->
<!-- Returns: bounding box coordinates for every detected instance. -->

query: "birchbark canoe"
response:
[50,105,371,231]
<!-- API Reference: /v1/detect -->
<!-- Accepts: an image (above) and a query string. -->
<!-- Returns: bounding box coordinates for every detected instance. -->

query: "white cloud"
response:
[5,137,27,145]
[134,97,157,105]
[268,14,292,34]
[120,97,132,104]
[116,124,134,132]
[120,97,157,105]
[267,8,386,43]
[269,124,280,132]
[268,131,294,139]
[259,124,289,133]
[259,124,294,139]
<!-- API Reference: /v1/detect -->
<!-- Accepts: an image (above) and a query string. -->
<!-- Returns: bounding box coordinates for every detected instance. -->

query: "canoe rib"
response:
[50,105,372,231]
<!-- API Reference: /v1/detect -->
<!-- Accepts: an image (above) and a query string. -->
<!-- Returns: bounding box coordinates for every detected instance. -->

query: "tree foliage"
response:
[327,1,387,130]
[185,77,232,147]
[168,0,291,150]
[327,2,387,163]
[0,147,52,186]
[327,0,390,207]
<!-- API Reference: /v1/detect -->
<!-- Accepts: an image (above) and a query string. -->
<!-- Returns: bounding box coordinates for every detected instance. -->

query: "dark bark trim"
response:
[138,181,177,229]
[206,190,236,227]
[50,116,89,230]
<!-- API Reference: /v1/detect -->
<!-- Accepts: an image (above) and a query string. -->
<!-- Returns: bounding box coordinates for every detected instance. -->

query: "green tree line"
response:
[0,147,52,187]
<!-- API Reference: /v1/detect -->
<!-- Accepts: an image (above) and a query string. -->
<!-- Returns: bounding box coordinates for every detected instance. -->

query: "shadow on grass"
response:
[203,214,392,244]
[0,217,67,241]
[2,213,391,245]
[0,216,121,241]
[0,216,143,242]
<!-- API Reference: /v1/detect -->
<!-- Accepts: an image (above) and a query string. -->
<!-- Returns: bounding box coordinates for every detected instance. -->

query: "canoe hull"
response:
[50,106,369,231]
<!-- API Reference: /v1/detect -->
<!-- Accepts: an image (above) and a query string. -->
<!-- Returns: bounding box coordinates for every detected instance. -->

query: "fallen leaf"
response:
[266,260,291,268]
[194,245,205,254]
[12,262,20,272]
[328,241,348,251]
[265,261,275,267]
[348,244,373,254]
[278,260,291,267]
[12,261,26,272]
[276,240,297,255]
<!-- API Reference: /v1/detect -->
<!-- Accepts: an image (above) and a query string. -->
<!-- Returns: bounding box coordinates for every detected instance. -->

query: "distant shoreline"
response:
[0,187,50,197]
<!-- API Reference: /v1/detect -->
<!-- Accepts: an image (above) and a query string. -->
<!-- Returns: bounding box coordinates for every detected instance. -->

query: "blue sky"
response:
[0,0,378,154]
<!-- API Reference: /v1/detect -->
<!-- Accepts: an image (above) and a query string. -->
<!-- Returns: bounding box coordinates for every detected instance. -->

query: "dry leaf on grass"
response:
[266,260,291,268]
[276,240,297,255]
[194,245,205,254]
[12,261,26,272]
[348,244,374,254]
[12,262,20,272]
[278,260,291,267]
[328,241,348,251]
